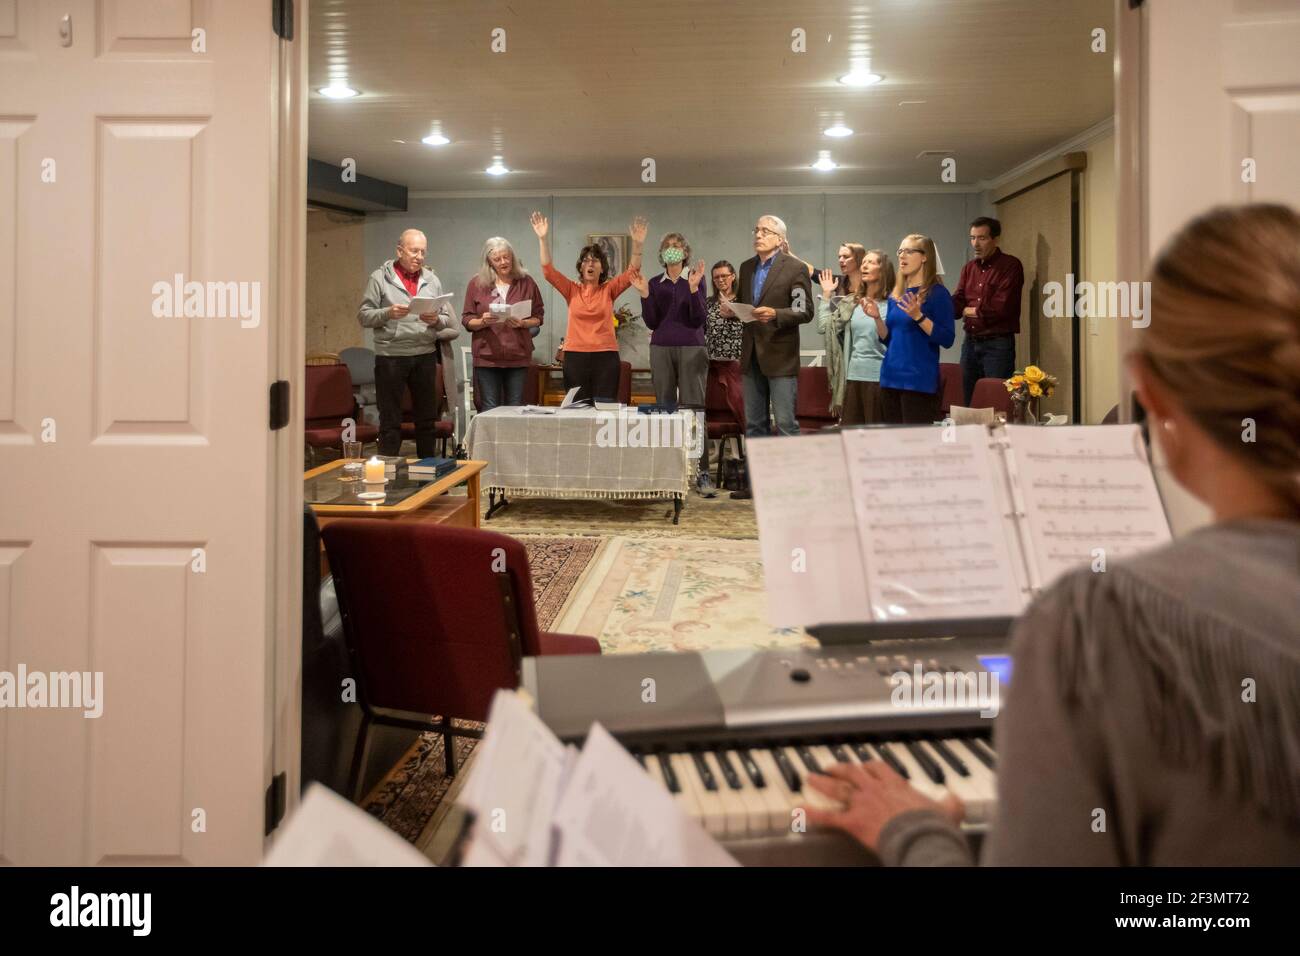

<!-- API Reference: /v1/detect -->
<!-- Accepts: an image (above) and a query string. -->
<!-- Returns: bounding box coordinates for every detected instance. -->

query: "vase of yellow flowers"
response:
[1004,365,1058,423]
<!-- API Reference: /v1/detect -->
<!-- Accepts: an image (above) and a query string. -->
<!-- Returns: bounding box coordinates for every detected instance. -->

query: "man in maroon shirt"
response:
[952,217,1024,406]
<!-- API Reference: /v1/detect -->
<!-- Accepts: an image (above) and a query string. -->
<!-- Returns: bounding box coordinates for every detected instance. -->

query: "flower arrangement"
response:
[1005,365,1057,401]
[612,305,637,329]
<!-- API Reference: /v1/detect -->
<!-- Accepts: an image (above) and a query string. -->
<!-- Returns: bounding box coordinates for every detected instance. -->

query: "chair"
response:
[400,363,455,456]
[339,347,377,421]
[705,360,745,485]
[304,364,379,464]
[1102,404,1120,424]
[937,362,963,416]
[320,520,601,797]
[306,351,341,366]
[969,377,1012,416]
[796,365,836,432]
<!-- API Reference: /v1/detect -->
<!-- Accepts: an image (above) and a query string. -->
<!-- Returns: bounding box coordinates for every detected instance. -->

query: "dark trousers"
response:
[475,366,527,410]
[375,352,439,457]
[880,386,940,424]
[840,379,883,426]
[960,333,1016,406]
[563,350,621,404]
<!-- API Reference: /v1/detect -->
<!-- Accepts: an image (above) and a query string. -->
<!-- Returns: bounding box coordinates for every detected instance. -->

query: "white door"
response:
[0,0,302,864]
[1116,0,1300,535]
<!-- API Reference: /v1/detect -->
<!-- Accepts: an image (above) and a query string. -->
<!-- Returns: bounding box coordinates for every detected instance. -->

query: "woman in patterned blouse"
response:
[703,260,745,481]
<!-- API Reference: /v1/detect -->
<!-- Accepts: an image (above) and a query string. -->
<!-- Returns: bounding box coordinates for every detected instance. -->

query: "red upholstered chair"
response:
[796,365,836,432]
[937,362,963,416]
[321,520,600,796]
[400,363,455,455]
[970,377,1012,416]
[304,364,378,464]
[705,360,745,485]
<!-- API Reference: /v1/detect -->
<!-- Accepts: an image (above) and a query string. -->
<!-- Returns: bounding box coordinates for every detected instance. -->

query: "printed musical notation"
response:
[1004,425,1171,587]
[842,426,1026,621]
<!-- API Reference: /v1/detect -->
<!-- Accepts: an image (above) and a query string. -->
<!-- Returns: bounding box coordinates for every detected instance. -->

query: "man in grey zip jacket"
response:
[357,229,463,457]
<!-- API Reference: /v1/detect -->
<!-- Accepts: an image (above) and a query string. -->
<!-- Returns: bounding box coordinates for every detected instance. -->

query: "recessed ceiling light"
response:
[812,152,837,172]
[837,71,882,87]
[824,124,853,138]
[318,85,358,99]
[421,133,450,146]
[392,139,407,144]
[485,158,510,176]
[899,100,927,107]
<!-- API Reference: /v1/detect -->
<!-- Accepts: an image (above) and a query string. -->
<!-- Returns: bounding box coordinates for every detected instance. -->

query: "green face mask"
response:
[661,246,686,265]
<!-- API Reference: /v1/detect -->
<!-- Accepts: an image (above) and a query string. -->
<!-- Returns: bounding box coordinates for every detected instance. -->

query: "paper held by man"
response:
[405,291,455,315]
[718,300,760,323]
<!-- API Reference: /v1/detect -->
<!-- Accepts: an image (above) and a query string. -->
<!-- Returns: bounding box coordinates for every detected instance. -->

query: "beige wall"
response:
[306,208,366,356]
[1080,129,1119,423]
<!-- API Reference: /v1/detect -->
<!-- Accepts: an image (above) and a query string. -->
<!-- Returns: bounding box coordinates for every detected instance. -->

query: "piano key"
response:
[851,741,875,762]
[656,752,680,793]
[794,745,822,775]
[905,740,945,784]
[701,752,750,837]
[770,747,802,792]
[689,751,718,792]
[886,740,950,803]
[961,737,996,770]
[874,742,909,779]
[940,738,997,823]
[810,745,845,774]
[731,749,787,832]
[916,740,986,821]
[780,746,844,814]
[750,749,800,833]
[713,749,742,790]
[928,738,969,776]
[668,752,717,834]
[828,743,852,763]
[736,748,766,789]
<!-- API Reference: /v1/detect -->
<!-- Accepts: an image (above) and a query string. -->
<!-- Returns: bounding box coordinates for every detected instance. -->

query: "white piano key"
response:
[780,746,844,814]
[939,738,997,823]
[916,739,985,821]
[750,749,801,834]
[886,741,952,803]
[733,748,788,833]
[701,751,750,838]
[669,752,722,835]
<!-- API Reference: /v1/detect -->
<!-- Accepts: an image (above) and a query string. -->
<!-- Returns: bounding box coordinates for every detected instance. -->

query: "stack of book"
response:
[408,456,458,481]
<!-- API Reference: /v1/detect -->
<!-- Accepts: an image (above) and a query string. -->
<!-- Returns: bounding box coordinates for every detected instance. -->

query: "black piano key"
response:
[929,739,969,777]
[656,753,680,793]
[852,742,875,762]
[630,749,648,770]
[713,750,742,790]
[794,745,822,775]
[963,737,996,770]
[874,743,909,779]
[828,743,852,763]
[689,751,718,791]
[770,747,802,792]
[737,749,766,789]
[905,741,945,784]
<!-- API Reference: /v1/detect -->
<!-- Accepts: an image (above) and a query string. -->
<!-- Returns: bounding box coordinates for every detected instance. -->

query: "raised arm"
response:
[530,211,552,268]
[627,216,648,274]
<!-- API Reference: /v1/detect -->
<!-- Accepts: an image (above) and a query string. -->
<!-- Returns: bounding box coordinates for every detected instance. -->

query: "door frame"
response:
[1114,0,1146,421]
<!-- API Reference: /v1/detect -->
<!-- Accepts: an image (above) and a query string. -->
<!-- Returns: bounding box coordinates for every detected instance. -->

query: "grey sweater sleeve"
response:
[877,809,973,866]
[357,272,392,330]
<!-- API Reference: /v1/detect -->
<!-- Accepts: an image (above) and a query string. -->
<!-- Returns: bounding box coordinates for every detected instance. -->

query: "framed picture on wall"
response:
[586,233,629,277]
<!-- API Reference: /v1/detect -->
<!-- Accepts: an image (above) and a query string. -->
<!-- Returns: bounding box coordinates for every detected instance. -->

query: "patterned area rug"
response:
[360,534,603,841]
[552,536,813,654]
[480,493,757,540]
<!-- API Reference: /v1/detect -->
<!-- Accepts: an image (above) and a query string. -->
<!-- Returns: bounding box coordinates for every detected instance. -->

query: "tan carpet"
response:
[481,492,757,540]
[552,535,813,654]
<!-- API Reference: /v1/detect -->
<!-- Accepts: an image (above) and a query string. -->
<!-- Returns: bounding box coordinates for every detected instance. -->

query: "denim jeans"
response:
[960,333,1016,406]
[374,351,439,457]
[742,353,799,437]
[475,366,527,411]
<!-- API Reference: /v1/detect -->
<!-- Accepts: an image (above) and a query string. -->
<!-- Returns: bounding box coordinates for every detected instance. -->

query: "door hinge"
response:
[270,380,290,430]
[265,772,287,835]
[272,0,294,40]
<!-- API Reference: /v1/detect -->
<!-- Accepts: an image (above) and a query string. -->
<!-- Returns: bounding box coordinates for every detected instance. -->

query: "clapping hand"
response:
[862,297,881,320]
[687,259,706,293]
[900,290,923,321]
[529,211,549,238]
[818,268,837,297]
[629,216,648,244]
[628,268,649,297]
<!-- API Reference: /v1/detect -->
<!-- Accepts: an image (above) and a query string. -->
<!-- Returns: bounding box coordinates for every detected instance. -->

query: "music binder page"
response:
[1003,424,1172,590]
[747,433,872,627]
[841,425,1027,621]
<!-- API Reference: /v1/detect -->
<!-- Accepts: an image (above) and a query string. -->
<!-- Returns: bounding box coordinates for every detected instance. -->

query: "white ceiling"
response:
[308,0,1115,192]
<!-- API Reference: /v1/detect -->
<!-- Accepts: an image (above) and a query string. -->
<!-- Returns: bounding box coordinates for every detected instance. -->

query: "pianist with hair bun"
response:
[802,204,1300,865]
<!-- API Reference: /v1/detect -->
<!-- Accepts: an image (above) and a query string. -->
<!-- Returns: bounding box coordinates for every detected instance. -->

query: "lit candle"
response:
[364,456,385,482]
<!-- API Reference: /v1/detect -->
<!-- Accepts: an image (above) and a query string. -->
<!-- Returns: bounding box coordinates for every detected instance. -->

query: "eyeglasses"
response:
[897,248,924,257]
[580,256,602,264]
[752,227,777,237]
[711,273,732,281]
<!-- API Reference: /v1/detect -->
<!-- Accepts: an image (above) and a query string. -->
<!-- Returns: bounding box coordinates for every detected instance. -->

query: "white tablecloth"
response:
[466,406,693,500]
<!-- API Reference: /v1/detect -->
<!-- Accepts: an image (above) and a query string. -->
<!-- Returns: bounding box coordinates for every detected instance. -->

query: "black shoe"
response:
[729,488,752,500]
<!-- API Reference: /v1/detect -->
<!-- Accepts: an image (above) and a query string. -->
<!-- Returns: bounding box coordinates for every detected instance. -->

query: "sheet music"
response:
[1004,424,1172,588]
[747,433,872,627]
[263,784,433,867]
[551,723,738,867]
[841,425,1027,621]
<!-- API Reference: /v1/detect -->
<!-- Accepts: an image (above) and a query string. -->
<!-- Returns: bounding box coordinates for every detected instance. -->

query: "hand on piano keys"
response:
[801,759,965,852]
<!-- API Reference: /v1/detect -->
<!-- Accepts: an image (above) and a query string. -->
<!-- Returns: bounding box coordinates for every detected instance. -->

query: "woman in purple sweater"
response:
[629,232,716,497]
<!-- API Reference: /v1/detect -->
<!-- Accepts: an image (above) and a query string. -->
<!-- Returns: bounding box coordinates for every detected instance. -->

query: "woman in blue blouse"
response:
[874,234,956,423]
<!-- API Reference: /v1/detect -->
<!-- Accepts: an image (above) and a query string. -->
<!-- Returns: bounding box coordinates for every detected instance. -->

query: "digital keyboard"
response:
[522,637,1008,865]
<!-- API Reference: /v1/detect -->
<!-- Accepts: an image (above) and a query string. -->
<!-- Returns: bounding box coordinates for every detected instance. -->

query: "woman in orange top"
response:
[531,210,648,403]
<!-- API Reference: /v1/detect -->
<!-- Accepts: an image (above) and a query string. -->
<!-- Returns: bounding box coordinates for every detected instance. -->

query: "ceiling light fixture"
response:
[485,157,510,176]
[824,124,854,138]
[837,71,882,87]
[421,133,450,146]
[318,84,359,99]
[812,151,837,172]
